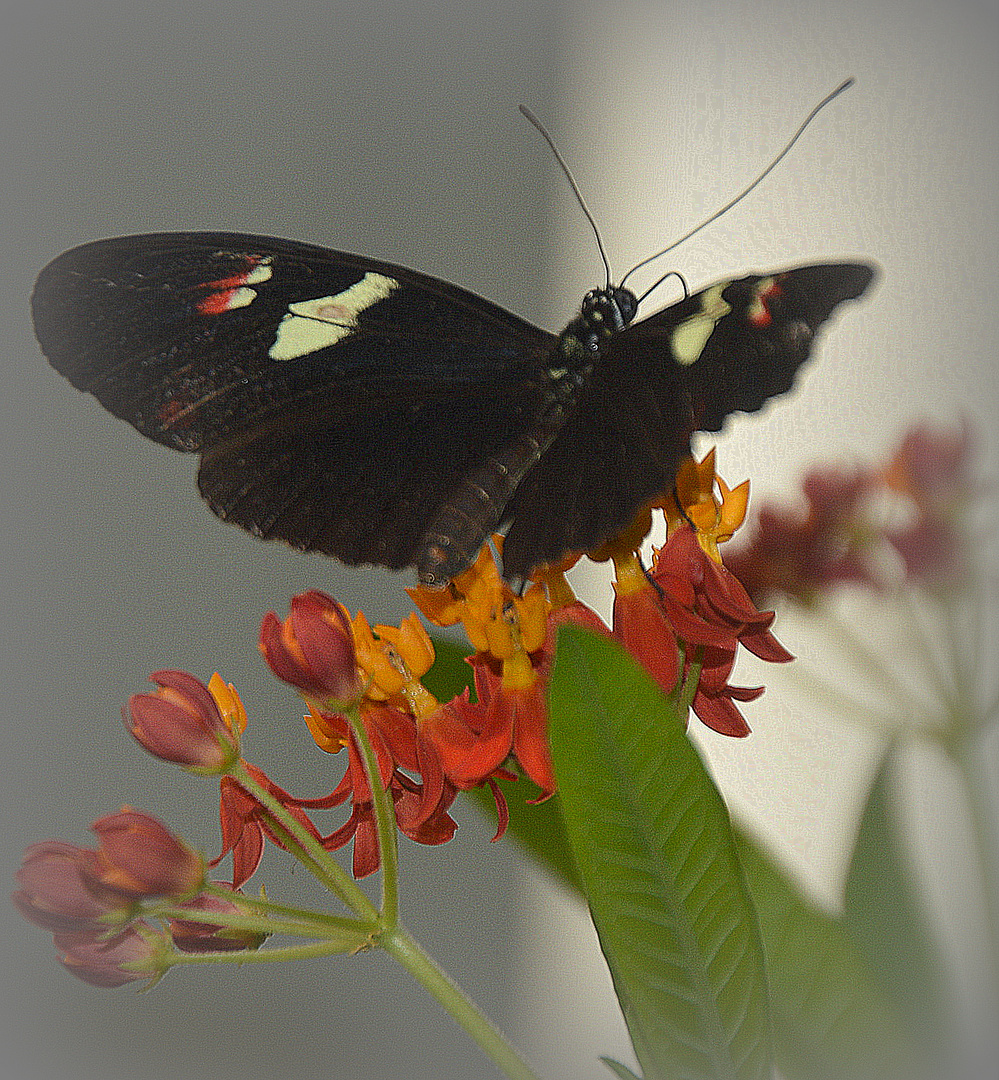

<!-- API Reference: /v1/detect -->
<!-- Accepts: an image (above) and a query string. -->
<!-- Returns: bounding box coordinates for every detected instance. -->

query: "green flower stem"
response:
[380,924,546,1080]
[941,588,973,694]
[169,939,364,966]
[676,649,701,717]
[939,574,999,1008]
[343,701,400,926]
[984,689,999,728]
[200,882,370,932]
[231,712,539,1078]
[953,723,999,993]
[229,763,379,922]
[306,703,541,1077]
[157,900,371,942]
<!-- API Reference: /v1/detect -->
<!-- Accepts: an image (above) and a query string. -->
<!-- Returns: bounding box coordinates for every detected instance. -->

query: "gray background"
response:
[2,1,997,1079]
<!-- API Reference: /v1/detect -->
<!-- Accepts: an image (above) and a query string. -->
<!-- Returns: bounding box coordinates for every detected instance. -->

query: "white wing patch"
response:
[269,272,400,361]
[671,283,732,366]
[243,261,275,285]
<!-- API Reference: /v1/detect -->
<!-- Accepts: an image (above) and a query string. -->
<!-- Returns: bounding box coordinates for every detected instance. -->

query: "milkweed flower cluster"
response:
[211,448,788,880]
[725,420,978,606]
[722,419,992,755]
[15,448,794,983]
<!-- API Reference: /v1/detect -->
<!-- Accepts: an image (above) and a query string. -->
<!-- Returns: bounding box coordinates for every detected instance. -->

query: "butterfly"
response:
[32,230,875,584]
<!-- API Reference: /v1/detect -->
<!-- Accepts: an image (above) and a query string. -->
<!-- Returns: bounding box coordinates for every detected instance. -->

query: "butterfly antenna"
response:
[636,269,689,307]
[520,104,613,288]
[619,78,856,291]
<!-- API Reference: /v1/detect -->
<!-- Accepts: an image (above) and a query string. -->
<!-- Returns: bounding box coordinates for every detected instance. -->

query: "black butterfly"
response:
[32,231,875,584]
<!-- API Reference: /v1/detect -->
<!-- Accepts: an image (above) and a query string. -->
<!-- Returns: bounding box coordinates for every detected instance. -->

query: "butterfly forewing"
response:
[32,233,554,450]
[626,263,876,432]
[33,232,876,580]
[33,232,557,572]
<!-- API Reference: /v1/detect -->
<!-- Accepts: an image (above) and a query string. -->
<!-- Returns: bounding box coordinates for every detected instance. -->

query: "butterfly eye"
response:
[612,287,639,326]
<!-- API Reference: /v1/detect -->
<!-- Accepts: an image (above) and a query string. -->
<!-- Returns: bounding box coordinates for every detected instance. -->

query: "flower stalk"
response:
[336,698,400,927]
[380,926,546,1080]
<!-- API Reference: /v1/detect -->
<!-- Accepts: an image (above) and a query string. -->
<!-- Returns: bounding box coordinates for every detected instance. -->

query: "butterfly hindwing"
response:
[196,386,543,570]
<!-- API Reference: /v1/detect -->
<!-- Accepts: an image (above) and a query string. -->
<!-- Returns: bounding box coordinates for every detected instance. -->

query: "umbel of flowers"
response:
[15,448,792,986]
[239,448,790,882]
[724,420,977,605]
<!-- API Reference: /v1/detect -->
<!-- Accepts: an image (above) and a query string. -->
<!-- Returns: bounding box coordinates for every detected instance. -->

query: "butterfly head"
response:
[580,286,638,338]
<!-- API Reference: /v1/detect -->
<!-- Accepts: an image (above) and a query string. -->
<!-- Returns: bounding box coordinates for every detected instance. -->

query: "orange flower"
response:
[424,654,554,798]
[589,513,685,698]
[410,540,549,662]
[659,449,750,562]
[413,543,556,798]
[351,611,438,717]
[572,450,789,737]
[208,674,248,737]
[308,703,458,877]
[291,607,461,875]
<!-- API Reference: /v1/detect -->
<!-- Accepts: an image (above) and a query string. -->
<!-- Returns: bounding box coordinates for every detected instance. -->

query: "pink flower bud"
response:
[125,670,239,770]
[55,925,162,987]
[13,840,129,933]
[260,590,362,703]
[169,885,268,953]
[89,809,204,900]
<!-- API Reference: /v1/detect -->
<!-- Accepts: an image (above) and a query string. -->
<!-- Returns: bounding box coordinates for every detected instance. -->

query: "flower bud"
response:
[88,809,204,900]
[13,841,129,933]
[169,885,268,953]
[125,670,239,770]
[260,590,362,703]
[55,924,163,987]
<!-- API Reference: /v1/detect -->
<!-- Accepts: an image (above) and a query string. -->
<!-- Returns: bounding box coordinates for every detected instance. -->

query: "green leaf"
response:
[424,634,475,702]
[842,749,948,1073]
[600,1056,644,1080]
[548,625,772,1080]
[735,828,916,1080]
